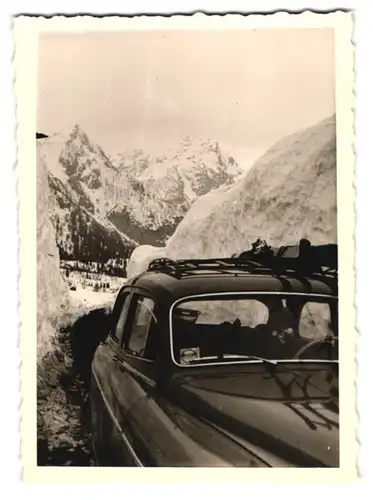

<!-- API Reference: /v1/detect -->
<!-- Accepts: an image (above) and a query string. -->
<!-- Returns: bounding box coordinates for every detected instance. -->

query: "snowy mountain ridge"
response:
[108,135,243,244]
[39,124,243,258]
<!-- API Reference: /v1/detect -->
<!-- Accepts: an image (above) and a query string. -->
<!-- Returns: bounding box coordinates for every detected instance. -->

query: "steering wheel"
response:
[293,336,338,360]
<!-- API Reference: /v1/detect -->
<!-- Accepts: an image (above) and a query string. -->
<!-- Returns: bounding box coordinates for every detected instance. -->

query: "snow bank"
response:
[166,116,337,259]
[126,245,166,279]
[37,142,70,357]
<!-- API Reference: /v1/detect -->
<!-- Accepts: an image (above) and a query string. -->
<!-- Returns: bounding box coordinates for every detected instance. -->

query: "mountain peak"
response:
[42,127,244,250]
[69,123,91,144]
[44,123,91,146]
[180,135,213,147]
[71,123,84,135]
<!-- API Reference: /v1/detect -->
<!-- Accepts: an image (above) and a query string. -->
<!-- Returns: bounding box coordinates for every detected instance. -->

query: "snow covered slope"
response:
[38,126,137,263]
[166,115,337,259]
[40,124,127,220]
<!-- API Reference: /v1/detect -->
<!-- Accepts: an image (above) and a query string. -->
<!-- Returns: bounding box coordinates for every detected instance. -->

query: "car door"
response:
[91,288,159,465]
[107,290,160,465]
[90,286,135,465]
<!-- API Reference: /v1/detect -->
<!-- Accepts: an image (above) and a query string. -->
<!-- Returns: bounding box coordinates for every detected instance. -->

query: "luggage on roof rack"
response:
[238,238,338,271]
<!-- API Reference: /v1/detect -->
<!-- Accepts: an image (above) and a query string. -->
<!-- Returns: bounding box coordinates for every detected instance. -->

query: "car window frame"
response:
[121,289,158,363]
[110,286,134,344]
[169,291,338,368]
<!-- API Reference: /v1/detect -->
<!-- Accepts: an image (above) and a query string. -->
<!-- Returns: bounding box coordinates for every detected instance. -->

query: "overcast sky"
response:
[37,28,335,168]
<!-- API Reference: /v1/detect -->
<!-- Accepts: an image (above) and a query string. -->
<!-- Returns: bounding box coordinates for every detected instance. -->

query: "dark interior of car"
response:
[172,299,338,363]
[173,321,309,360]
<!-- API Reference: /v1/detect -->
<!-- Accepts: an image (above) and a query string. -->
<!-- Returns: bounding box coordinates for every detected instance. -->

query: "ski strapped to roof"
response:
[147,239,338,282]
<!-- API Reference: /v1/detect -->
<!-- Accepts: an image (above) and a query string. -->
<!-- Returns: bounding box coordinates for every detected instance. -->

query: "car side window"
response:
[112,292,132,343]
[126,296,156,359]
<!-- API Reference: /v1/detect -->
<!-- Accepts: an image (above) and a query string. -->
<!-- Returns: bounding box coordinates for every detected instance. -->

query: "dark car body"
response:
[90,251,339,467]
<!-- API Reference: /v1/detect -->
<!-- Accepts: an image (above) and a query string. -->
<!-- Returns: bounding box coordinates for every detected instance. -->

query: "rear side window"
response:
[127,296,156,357]
[112,292,132,342]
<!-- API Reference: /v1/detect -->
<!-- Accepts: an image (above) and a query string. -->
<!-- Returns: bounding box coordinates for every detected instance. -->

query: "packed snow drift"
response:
[37,142,70,356]
[126,245,166,280]
[166,115,337,259]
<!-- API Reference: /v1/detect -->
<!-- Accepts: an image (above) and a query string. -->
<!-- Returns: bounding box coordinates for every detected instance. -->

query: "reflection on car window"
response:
[177,299,269,327]
[127,297,156,357]
[171,294,338,366]
[299,302,333,340]
[113,293,131,342]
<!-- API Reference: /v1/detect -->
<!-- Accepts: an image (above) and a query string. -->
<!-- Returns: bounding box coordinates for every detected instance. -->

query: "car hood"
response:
[167,365,339,467]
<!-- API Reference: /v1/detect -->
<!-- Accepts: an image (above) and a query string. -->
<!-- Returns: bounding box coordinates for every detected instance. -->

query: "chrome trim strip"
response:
[124,352,156,364]
[120,358,156,388]
[200,418,271,467]
[91,439,99,466]
[91,366,143,467]
[168,291,337,369]
[203,419,293,467]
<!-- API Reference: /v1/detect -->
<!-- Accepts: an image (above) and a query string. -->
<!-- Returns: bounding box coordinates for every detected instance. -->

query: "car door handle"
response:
[113,356,127,373]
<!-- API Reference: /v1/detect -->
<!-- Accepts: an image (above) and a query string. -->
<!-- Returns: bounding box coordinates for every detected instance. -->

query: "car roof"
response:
[127,269,337,302]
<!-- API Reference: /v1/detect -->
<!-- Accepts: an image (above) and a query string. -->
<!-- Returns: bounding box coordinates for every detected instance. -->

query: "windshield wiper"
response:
[187,354,278,366]
[221,354,278,366]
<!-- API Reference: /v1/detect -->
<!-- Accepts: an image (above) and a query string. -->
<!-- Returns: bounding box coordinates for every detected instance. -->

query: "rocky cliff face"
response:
[108,136,243,245]
[39,126,243,258]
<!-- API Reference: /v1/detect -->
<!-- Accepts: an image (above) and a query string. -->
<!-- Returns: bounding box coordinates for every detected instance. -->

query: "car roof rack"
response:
[147,239,338,283]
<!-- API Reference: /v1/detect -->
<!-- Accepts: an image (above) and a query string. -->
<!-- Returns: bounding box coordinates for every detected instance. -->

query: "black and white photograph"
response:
[14,12,355,477]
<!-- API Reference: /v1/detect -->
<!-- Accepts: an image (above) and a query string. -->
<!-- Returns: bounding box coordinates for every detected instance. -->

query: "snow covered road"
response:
[37,286,116,466]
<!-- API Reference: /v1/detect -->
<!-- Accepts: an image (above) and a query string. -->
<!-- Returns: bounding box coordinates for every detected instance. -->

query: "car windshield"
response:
[170,293,338,367]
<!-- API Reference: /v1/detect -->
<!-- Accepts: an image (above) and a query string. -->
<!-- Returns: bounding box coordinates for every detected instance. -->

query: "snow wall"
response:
[166,115,337,259]
[37,142,70,357]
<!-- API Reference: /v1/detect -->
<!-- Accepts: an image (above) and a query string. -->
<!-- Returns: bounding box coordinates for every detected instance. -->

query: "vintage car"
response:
[90,242,339,467]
